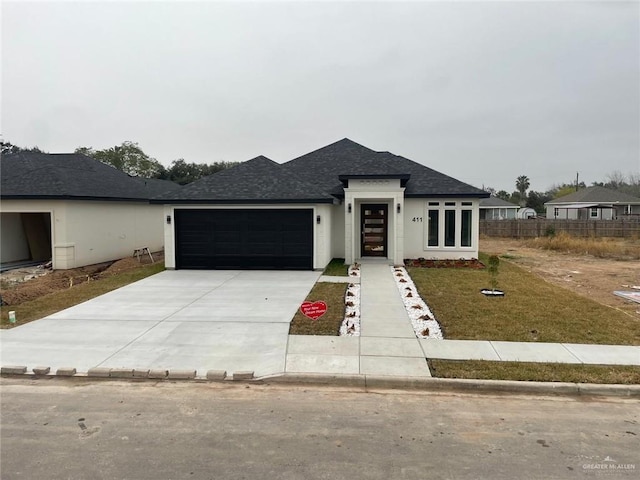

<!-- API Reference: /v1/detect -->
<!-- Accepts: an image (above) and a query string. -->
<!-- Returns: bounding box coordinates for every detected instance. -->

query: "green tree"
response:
[487,255,500,292]
[515,175,530,205]
[75,141,165,178]
[495,190,510,201]
[553,185,578,199]
[164,158,240,184]
[508,191,522,205]
[1,141,45,155]
[547,180,586,199]
[526,190,552,214]
[483,186,497,196]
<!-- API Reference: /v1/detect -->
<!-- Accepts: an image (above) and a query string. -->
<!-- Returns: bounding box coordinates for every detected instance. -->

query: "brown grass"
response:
[407,253,640,345]
[525,232,640,259]
[1,263,165,328]
[429,359,640,384]
[289,282,347,335]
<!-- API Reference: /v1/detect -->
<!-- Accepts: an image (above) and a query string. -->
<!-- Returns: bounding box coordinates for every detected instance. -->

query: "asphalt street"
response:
[1,378,638,480]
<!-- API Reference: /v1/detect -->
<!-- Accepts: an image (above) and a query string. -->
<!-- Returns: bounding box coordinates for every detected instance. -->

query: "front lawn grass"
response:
[407,253,640,345]
[0,263,165,328]
[323,258,349,276]
[289,282,347,335]
[429,359,640,384]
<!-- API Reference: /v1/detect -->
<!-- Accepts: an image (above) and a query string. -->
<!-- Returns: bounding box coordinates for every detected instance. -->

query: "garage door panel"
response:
[175,209,313,270]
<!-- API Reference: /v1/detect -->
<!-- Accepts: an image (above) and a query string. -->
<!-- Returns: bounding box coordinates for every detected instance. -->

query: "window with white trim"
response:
[427,202,439,246]
[590,207,598,218]
[425,201,474,249]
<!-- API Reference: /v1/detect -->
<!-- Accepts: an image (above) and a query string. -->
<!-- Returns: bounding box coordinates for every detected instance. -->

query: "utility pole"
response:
[576,172,579,191]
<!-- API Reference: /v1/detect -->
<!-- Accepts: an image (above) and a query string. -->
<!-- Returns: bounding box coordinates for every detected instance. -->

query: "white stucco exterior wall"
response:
[64,201,164,269]
[404,198,480,260]
[330,204,345,260]
[1,199,165,269]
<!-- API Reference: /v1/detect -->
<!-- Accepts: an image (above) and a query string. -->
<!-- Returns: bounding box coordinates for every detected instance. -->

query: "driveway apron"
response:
[0,270,321,377]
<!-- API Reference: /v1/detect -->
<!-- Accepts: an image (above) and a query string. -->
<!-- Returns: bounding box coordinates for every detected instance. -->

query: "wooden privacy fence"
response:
[480,218,640,238]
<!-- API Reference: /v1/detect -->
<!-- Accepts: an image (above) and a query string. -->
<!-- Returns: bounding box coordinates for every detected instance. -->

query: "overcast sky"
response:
[2,1,639,192]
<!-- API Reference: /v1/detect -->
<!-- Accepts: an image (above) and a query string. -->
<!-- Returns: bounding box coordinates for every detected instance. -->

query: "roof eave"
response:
[338,173,411,187]
[1,194,151,202]
[150,198,336,205]
[405,192,490,199]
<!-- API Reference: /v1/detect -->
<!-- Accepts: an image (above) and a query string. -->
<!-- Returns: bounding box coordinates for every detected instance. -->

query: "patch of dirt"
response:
[0,252,163,306]
[480,238,640,318]
[405,258,485,269]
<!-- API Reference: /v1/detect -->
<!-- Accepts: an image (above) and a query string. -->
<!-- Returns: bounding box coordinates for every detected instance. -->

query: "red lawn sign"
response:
[300,301,327,321]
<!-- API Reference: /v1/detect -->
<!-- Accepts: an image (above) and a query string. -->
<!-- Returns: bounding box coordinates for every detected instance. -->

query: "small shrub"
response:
[487,255,500,291]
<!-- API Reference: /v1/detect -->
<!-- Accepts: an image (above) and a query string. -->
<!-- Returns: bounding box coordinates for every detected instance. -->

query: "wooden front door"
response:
[361,204,388,257]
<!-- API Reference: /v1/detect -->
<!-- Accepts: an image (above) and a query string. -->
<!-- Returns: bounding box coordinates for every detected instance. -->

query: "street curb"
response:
[261,373,640,397]
[264,373,367,387]
[2,367,639,397]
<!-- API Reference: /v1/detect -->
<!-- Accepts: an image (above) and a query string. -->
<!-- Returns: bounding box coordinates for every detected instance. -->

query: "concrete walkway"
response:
[284,262,640,376]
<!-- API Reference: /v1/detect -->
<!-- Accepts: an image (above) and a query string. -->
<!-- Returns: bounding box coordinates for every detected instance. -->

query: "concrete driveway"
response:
[0,270,321,377]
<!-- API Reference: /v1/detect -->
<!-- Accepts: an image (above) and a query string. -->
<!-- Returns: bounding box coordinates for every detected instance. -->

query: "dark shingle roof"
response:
[153,138,488,203]
[282,139,488,198]
[480,197,520,208]
[545,186,640,205]
[131,177,182,197]
[1,152,179,201]
[153,156,335,204]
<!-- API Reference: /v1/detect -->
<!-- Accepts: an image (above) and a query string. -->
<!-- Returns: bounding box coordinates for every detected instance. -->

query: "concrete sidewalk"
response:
[284,262,640,376]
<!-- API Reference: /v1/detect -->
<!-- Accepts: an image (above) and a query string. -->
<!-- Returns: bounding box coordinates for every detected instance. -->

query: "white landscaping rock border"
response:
[340,264,361,336]
[391,266,443,340]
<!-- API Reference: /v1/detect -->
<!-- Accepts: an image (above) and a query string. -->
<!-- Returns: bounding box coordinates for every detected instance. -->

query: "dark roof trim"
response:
[150,198,337,205]
[338,173,411,187]
[402,192,490,199]
[1,195,153,203]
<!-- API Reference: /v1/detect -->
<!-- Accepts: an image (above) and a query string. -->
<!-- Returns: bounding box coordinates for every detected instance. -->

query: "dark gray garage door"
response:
[175,209,313,270]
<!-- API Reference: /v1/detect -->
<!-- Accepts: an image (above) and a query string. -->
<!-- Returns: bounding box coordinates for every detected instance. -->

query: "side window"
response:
[427,203,439,246]
[444,209,456,247]
[461,210,472,247]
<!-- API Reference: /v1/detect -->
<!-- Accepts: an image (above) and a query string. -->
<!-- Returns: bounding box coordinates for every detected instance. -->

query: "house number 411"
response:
[412,217,423,222]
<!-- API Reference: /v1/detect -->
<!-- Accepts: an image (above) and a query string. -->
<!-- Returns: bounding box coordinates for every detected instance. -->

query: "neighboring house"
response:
[0,152,181,270]
[545,186,640,220]
[479,197,519,220]
[153,138,489,270]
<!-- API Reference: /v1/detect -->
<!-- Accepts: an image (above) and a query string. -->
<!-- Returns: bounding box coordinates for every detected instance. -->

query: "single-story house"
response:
[479,197,520,220]
[545,186,640,220]
[153,138,489,270]
[0,152,181,270]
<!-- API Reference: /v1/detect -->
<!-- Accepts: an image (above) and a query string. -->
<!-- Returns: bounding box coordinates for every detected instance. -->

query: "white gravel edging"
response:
[340,264,361,336]
[391,266,443,340]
